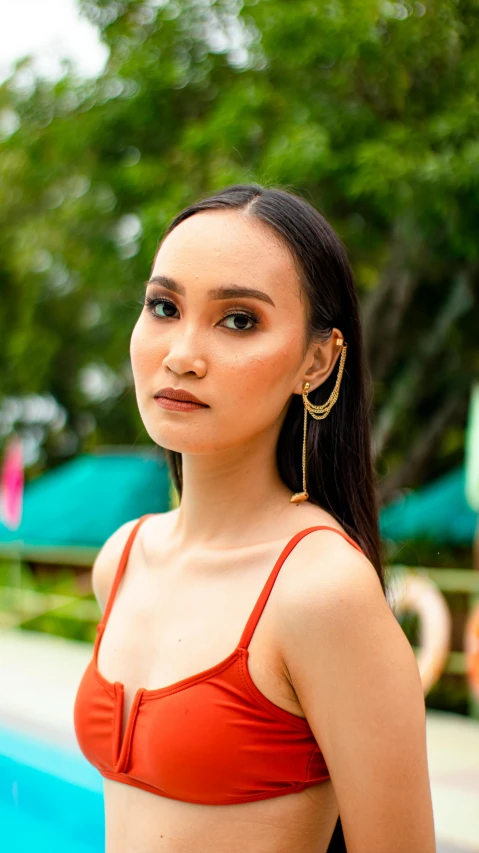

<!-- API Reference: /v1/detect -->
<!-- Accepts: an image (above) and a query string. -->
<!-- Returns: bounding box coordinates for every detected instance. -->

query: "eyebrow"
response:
[145,275,276,307]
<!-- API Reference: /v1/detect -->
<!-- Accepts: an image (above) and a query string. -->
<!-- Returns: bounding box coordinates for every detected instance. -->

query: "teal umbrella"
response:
[0,448,173,550]
[379,465,477,546]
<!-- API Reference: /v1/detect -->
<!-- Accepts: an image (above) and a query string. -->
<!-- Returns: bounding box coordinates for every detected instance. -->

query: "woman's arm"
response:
[278,531,436,853]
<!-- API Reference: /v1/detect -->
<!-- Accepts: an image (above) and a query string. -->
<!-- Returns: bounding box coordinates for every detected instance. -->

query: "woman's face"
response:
[130,210,316,454]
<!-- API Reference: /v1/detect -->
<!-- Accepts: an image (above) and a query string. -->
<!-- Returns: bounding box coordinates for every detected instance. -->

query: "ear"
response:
[293,329,345,396]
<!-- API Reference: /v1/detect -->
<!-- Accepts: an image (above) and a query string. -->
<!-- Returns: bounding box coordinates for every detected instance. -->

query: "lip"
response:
[154,397,208,412]
[154,387,209,406]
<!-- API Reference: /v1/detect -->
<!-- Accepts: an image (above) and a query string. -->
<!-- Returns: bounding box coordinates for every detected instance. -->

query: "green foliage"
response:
[0,0,478,502]
[426,673,470,716]
[0,557,99,640]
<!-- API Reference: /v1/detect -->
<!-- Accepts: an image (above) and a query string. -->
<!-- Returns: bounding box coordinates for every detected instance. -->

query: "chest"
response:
[95,551,303,744]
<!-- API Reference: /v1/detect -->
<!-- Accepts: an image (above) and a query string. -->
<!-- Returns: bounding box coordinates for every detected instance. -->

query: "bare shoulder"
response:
[91,518,142,612]
[276,525,393,679]
[276,522,382,606]
[91,510,179,613]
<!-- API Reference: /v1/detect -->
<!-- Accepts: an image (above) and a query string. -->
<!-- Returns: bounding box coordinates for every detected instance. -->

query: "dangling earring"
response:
[290,340,348,503]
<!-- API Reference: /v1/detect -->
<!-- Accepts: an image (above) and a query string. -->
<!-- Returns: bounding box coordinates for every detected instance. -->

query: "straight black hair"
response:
[153,183,387,852]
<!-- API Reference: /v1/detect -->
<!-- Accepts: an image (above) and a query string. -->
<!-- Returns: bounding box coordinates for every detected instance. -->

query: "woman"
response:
[74,184,436,853]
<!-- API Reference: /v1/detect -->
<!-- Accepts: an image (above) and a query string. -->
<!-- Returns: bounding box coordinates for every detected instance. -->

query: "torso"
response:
[96,505,346,853]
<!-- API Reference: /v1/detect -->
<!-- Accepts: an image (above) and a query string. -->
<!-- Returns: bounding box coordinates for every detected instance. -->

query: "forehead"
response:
[152,210,301,298]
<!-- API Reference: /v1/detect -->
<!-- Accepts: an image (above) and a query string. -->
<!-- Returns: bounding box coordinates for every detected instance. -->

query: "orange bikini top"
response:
[74,514,365,805]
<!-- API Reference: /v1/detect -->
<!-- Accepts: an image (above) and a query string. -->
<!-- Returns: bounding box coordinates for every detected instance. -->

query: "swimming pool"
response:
[0,723,104,853]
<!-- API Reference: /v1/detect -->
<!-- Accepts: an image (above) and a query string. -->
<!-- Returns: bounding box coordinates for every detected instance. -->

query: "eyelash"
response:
[140,295,260,333]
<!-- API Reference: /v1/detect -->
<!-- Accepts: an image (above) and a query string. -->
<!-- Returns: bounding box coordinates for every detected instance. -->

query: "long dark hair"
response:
[153,183,386,852]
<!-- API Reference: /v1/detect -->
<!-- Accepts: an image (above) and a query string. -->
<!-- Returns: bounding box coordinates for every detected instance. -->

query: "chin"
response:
[142,425,203,454]
[146,427,237,456]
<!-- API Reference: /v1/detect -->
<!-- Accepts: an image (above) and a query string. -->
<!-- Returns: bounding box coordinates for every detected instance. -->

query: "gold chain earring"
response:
[290,339,348,503]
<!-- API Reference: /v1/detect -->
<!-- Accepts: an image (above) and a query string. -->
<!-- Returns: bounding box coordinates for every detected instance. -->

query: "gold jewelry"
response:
[290,340,347,503]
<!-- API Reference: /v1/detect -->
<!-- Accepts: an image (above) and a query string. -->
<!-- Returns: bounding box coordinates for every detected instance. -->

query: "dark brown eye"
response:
[144,296,178,318]
[221,312,257,332]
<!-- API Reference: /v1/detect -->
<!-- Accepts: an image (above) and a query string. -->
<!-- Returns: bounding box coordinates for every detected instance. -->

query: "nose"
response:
[162,325,207,378]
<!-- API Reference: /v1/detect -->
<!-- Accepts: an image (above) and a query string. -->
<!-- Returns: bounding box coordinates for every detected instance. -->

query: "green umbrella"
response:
[380,465,477,546]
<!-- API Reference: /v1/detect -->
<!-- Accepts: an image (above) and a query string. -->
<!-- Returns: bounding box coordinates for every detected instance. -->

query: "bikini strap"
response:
[99,514,154,629]
[238,525,366,650]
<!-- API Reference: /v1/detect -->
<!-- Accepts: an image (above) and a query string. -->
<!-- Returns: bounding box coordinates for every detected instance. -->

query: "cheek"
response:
[218,336,298,409]
[130,317,158,375]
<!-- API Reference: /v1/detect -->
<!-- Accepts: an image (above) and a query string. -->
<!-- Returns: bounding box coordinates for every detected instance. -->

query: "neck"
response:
[169,428,296,547]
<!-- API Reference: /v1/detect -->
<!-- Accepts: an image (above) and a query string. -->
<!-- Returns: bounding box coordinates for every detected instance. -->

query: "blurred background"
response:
[0,1,478,851]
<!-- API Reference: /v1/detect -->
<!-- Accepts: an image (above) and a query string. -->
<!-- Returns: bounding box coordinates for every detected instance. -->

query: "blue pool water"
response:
[0,723,104,853]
